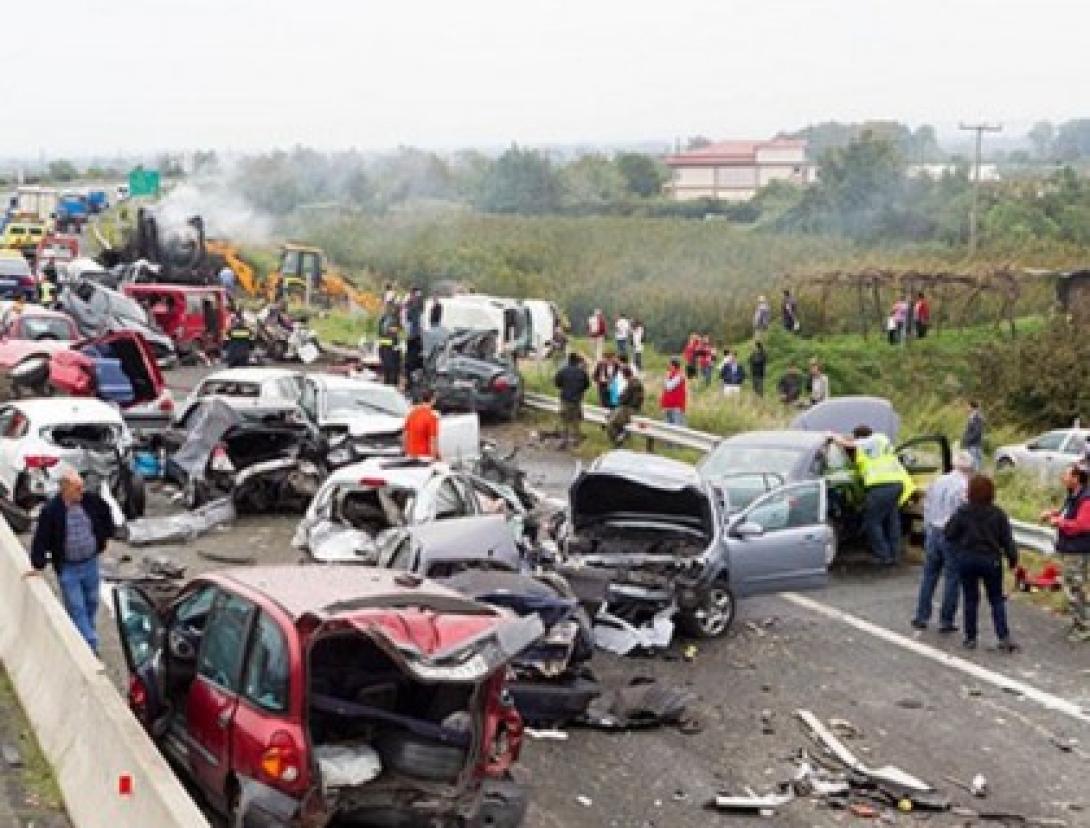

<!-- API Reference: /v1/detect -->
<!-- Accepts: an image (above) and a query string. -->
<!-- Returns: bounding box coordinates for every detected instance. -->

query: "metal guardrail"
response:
[524,391,1059,555]
[1010,520,1057,555]
[522,391,719,453]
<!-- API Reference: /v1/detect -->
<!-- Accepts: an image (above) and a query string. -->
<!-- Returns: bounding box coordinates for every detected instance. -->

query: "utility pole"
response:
[959,122,1002,255]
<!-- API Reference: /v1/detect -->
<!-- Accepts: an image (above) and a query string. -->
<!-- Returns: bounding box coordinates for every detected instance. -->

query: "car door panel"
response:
[187,590,256,801]
[728,480,830,598]
[112,585,167,730]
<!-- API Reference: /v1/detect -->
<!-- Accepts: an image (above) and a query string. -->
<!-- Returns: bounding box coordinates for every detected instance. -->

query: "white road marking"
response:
[782,592,1090,726]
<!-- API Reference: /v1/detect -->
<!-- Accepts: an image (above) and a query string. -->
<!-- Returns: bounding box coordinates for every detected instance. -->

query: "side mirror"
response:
[732,520,764,539]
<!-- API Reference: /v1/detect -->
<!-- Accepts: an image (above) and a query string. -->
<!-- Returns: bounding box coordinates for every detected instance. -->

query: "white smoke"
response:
[152,176,273,245]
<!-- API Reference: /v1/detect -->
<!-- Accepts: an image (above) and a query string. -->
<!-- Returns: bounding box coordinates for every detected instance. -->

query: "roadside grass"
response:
[0,670,63,811]
[310,308,375,346]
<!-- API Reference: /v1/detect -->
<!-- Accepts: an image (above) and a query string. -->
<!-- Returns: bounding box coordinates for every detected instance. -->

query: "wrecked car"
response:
[113,566,539,827]
[698,396,951,557]
[293,457,540,564]
[177,366,304,423]
[414,328,522,421]
[564,450,831,643]
[374,516,599,726]
[0,398,144,532]
[164,398,325,513]
[58,277,176,367]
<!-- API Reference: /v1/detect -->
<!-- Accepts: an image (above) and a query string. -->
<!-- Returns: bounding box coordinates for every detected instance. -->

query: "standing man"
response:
[1041,464,1090,640]
[807,359,830,406]
[28,467,116,655]
[403,389,440,459]
[912,450,973,632]
[554,352,590,449]
[588,308,607,363]
[377,302,403,387]
[631,318,645,373]
[962,401,985,471]
[753,295,771,336]
[606,365,644,446]
[781,289,799,333]
[718,348,745,396]
[830,427,916,566]
[660,357,687,426]
[404,286,425,383]
[749,341,767,397]
[913,291,931,338]
[614,312,631,358]
[224,310,255,368]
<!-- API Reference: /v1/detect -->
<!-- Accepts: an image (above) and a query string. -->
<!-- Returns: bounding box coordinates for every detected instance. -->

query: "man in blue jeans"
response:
[28,467,116,655]
[912,451,973,632]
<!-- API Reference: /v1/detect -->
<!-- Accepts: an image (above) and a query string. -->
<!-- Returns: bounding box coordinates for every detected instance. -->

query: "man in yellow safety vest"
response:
[829,425,916,566]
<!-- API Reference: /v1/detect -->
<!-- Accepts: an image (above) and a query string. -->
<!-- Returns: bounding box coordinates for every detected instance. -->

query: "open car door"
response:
[112,584,168,732]
[896,435,952,488]
[50,330,165,408]
[727,479,831,597]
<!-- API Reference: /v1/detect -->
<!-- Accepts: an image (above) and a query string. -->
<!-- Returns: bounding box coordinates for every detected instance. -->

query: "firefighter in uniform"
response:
[377,304,403,387]
[224,312,255,368]
[830,426,916,565]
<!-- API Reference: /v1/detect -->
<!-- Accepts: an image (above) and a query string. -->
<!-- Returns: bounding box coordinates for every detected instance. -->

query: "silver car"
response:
[994,429,1089,478]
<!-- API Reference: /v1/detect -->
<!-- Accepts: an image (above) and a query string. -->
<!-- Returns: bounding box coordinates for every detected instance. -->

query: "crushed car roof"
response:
[215,565,497,621]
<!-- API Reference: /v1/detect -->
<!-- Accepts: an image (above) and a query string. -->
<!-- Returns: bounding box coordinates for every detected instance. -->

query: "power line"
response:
[958,122,1002,256]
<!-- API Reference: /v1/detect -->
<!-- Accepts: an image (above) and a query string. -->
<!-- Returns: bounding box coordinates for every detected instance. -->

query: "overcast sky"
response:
[7,0,1085,157]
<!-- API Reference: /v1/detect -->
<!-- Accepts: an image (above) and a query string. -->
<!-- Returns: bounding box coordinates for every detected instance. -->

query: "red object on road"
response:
[1015,562,1063,592]
[118,774,133,796]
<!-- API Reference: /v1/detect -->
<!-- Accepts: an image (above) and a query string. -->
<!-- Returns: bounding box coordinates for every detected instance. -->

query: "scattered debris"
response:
[760,709,775,734]
[896,698,924,710]
[828,717,862,739]
[580,679,692,731]
[525,728,569,741]
[124,497,236,546]
[796,710,933,792]
[1,742,22,768]
[576,795,592,807]
[198,548,256,565]
[709,789,793,815]
[849,802,879,818]
[971,773,989,798]
[592,604,675,656]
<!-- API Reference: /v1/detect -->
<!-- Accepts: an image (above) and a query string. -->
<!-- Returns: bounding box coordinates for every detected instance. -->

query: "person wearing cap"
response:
[912,450,974,632]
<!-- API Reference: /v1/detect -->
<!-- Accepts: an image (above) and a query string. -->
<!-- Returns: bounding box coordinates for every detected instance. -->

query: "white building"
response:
[907,163,1001,182]
[665,138,814,201]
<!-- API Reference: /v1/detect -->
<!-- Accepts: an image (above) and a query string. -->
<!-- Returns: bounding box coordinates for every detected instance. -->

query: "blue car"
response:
[0,254,37,300]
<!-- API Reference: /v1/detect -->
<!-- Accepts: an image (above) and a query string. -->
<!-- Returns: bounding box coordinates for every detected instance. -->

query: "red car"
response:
[113,566,539,827]
[121,284,229,354]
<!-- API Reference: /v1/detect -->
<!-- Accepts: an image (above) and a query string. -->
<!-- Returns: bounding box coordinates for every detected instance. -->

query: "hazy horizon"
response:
[7,0,1086,158]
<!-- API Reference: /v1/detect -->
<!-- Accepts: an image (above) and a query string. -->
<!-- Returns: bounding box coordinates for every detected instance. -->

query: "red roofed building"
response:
[664,137,813,201]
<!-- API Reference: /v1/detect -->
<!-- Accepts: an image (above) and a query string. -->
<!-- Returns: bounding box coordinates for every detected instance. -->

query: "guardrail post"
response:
[645,436,656,453]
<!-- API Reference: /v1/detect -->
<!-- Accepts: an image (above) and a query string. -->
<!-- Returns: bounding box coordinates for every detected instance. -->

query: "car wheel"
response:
[123,471,146,520]
[374,731,467,783]
[995,457,1014,472]
[678,579,736,638]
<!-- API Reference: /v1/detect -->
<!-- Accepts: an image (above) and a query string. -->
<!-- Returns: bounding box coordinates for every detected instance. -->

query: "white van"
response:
[424,294,532,357]
[522,298,562,356]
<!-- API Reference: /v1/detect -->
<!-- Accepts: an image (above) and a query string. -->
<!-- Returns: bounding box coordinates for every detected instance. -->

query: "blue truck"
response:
[86,190,108,213]
[55,194,89,232]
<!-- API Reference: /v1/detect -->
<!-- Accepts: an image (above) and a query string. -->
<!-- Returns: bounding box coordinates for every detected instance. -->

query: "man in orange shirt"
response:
[404,389,440,458]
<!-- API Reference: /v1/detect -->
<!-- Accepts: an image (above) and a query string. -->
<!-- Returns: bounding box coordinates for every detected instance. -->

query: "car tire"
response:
[123,471,147,520]
[678,579,736,639]
[374,731,467,783]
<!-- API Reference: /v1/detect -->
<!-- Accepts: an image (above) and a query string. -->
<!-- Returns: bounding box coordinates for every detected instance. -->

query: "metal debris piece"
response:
[829,717,862,739]
[970,773,988,798]
[0,742,22,768]
[525,728,568,741]
[711,789,793,814]
[576,795,592,807]
[795,710,932,793]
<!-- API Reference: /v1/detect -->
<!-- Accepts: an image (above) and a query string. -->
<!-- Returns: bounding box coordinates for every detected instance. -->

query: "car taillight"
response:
[210,444,234,473]
[128,675,148,718]
[491,375,510,392]
[158,395,174,412]
[24,455,59,470]
[260,730,300,784]
[358,476,387,487]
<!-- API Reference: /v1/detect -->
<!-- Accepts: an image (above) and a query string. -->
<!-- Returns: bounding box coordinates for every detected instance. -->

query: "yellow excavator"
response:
[265,243,381,311]
[205,239,261,296]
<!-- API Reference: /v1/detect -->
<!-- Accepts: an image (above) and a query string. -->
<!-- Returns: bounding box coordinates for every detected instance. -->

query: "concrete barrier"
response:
[0,522,208,827]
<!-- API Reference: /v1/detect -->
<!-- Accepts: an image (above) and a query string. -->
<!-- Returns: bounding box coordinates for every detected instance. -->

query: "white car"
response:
[298,374,411,463]
[0,398,143,529]
[994,428,1090,478]
[293,456,535,563]
[177,367,304,422]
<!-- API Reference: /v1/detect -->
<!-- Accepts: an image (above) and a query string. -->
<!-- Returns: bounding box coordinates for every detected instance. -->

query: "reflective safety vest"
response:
[39,281,55,304]
[227,324,252,341]
[855,435,916,505]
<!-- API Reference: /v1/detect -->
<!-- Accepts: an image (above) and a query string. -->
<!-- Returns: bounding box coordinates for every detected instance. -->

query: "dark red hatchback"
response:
[113,566,541,826]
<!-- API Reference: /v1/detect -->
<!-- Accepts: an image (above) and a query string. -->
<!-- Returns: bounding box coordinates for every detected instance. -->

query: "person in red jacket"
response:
[914,291,931,338]
[1042,464,1090,638]
[660,357,687,426]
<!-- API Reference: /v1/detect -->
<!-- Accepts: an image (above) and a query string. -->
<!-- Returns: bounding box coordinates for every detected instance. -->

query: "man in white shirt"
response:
[912,450,973,632]
[614,313,631,358]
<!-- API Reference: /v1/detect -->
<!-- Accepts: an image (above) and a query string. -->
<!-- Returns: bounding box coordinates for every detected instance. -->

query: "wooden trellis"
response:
[786,268,1023,339]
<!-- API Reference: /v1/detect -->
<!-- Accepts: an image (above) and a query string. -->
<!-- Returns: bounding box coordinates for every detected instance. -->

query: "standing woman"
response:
[944,474,1019,652]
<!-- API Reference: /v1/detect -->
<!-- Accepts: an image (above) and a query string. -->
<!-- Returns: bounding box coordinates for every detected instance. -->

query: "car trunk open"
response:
[49,331,163,408]
[305,612,541,819]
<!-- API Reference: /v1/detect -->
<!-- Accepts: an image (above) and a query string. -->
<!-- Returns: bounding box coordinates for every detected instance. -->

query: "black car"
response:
[414,329,521,420]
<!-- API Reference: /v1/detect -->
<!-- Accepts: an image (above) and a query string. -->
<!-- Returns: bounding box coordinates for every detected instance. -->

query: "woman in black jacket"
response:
[944,474,1019,652]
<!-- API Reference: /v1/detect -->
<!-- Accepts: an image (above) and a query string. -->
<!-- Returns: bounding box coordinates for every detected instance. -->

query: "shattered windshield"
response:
[325,387,409,418]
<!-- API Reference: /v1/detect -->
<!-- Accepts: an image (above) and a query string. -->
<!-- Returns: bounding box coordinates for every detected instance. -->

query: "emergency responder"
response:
[377,302,403,387]
[829,426,916,565]
[224,311,255,368]
[1041,464,1090,640]
[40,259,58,306]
